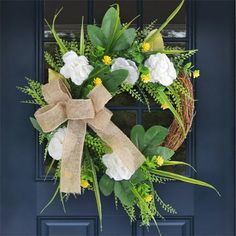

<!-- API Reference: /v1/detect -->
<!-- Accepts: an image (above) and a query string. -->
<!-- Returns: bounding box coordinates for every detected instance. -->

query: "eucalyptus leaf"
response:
[145,146,174,160]
[113,28,136,51]
[142,126,168,154]
[114,181,135,206]
[99,174,115,196]
[130,169,146,184]
[130,125,145,150]
[102,69,128,92]
[30,117,43,132]
[87,25,106,47]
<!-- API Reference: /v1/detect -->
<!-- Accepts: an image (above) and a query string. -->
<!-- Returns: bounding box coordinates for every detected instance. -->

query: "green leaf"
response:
[99,174,115,196]
[145,146,175,160]
[87,148,103,230]
[144,30,164,51]
[80,16,85,55]
[157,0,185,34]
[87,25,106,47]
[40,185,60,214]
[102,69,128,93]
[130,169,146,184]
[114,181,135,206]
[130,125,145,150]
[30,117,43,132]
[142,126,168,154]
[113,28,136,51]
[45,8,67,54]
[101,6,121,42]
[163,161,196,172]
[157,89,185,134]
[150,169,220,196]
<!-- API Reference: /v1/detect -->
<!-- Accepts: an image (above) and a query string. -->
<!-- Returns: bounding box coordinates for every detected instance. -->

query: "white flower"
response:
[60,51,93,86]
[111,57,139,85]
[102,152,135,181]
[48,128,66,160]
[144,53,177,86]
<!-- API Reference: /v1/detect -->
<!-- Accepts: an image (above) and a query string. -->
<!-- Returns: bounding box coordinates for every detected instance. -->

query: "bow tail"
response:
[60,120,87,194]
[88,109,145,174]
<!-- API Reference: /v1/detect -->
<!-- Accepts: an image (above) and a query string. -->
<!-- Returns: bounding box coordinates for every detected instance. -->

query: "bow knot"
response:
[35,79,145,194]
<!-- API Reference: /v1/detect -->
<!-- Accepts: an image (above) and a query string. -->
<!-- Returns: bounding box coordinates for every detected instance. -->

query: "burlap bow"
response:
[35,79,145,194]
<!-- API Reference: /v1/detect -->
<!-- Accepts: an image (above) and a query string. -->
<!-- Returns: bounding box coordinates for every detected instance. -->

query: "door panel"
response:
[0,0,235,236]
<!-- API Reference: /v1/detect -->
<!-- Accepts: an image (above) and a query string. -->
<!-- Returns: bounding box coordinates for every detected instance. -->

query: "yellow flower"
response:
[193,70,200,78]
[161,103,169,110]
[93,77,102,86]
[144,194,153,203]
[102,55,112,65]
[156,156,164,166]
[141,74,151,83]
[141,42,151,52]
[81,180,90,188]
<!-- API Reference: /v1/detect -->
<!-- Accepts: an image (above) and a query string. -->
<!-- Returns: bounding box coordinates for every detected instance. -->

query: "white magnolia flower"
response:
[48,128,67,160]
[144,53,177,86]
[60,51,93,86]
[102,152,135,181]
[111,57,139,85]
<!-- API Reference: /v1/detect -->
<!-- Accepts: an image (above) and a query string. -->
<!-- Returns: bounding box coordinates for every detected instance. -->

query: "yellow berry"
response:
[102,55,112,65]
[93,77,102,86]
[81,179,90,188]
[156,156,164,167]
[141,74,151,83]
[192,70,200,78]
[144,194,153,203]
[161,103,169,110]
[141,42,151,52]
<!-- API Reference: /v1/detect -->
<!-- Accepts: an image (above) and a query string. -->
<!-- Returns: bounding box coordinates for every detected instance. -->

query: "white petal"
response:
[62,51,79,64]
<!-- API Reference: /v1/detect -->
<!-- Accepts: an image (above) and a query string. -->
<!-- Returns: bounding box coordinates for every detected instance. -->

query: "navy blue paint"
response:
[0,0,235,236]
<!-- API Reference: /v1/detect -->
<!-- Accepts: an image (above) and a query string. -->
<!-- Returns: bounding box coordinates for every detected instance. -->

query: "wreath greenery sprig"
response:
[18,0,219,233]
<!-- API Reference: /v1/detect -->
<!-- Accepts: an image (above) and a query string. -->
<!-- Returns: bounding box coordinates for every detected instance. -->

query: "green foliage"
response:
[99,174,115,196]
[171,79,193,101]
[173,49,198,72]
[85,133,111,157]
[150,169,220,196]
[122,204,136,222]
[102,69,129,93]
[155,192,177,214]
[136,19,158,41]
[114,181,135,207]
[116,83,144,104]
[86,148,103,230]
[87,5,137,53]
[44,51,60,72]
[17,78,46,106]
[130,125,170,156]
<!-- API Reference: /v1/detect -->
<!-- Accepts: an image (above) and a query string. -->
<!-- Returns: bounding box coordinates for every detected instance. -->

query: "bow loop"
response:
[42,79,71,104]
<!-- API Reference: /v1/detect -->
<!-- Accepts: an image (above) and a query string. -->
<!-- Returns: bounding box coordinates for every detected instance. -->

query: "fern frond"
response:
[17,78,46,106]
[167,86,182,112]
[85,133,110,157]
[171,80,193,101]
[155,192,177,214]
[116,83,144,104]
[122,204,136,223]
[53,160,61,182]
[44,51,60,72]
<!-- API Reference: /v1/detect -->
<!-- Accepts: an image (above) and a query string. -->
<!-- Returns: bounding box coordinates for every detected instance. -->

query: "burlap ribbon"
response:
[35,79,145,194]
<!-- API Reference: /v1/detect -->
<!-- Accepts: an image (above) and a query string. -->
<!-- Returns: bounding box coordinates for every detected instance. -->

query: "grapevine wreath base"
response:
[163,75,194,150]
[18,0,218,234]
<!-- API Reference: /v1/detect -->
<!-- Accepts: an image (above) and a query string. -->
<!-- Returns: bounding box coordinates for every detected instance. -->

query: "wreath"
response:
[18,0,218,233]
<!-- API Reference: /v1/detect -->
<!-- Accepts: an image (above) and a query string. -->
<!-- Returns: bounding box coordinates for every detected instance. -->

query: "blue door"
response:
[0,0,235,235]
